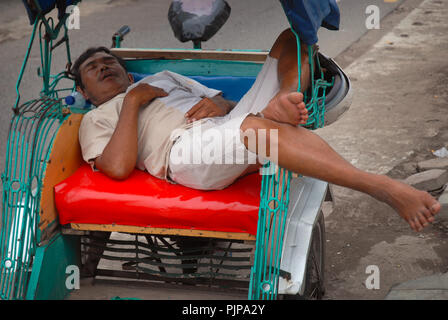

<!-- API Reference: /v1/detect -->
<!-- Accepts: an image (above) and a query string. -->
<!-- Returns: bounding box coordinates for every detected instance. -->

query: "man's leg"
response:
[222,29,311,178]
[226,29,309,125]
[259,29,311,126]
[240,115,441,232]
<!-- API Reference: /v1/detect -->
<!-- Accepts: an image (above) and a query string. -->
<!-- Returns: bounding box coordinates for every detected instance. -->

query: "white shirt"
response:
[127,70,222,114]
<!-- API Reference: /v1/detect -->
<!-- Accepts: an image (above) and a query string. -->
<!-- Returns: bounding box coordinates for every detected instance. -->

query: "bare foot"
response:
[373,177,441,232]
[261,91,309,126]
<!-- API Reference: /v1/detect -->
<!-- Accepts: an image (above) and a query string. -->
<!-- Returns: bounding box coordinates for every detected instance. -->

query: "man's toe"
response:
[421,208,434,221]
[417,212,429,227]
[430,202,441,215]
[287,92,304,104]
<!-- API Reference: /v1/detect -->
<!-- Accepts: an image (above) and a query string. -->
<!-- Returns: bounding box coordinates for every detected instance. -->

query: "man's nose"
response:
[99,62,111,72]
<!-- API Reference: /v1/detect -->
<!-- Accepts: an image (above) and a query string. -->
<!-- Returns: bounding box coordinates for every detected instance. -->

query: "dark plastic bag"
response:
[22,0,77,25]
[168,0,231,43]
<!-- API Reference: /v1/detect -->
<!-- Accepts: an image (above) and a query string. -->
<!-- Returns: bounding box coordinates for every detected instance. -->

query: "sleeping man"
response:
[72,29,440,232]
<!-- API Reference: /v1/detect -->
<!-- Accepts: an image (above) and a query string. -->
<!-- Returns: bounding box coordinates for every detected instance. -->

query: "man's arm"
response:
[94,84,167,180]
[211,93,237,112]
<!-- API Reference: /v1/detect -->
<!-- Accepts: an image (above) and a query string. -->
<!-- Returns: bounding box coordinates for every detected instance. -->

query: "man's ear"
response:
[76,86,90,100]
[128,73,134,84]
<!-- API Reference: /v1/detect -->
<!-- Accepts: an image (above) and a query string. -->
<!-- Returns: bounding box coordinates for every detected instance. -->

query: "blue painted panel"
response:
[125,59,263,102]
[130,72,256,102]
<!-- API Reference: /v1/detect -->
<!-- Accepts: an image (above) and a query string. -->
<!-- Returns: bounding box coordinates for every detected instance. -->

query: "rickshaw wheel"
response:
[281,211,326,300]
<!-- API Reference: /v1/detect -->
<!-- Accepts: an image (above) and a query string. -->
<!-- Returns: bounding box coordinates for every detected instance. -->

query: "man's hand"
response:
[185,95,236,123]
[125,83,168,108]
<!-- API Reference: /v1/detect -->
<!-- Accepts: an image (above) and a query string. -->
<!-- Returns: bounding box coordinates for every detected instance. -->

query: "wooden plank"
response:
[111,48,269,62]
[70,223,256,241]
[39,113,84,236]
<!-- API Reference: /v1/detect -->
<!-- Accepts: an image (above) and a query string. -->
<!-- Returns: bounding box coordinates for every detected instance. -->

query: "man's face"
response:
[77,51,133,106]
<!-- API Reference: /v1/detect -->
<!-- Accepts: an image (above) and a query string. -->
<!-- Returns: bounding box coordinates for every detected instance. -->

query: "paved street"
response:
[1,0,447,300]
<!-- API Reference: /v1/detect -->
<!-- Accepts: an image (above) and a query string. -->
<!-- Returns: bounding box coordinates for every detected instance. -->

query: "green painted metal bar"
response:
[193,41,202,49]
[14,20,39,111]
[114,37,121,49]
[1,5,74,298]
[125,59,264,77]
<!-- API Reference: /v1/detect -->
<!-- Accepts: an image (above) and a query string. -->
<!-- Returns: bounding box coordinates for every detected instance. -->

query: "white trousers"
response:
[168,56,280,190]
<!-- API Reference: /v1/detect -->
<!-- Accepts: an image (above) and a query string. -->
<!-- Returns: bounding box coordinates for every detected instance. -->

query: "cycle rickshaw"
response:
[0,0,351,300]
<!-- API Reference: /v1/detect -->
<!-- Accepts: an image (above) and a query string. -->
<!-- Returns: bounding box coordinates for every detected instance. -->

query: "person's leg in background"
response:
[227,28,310,126]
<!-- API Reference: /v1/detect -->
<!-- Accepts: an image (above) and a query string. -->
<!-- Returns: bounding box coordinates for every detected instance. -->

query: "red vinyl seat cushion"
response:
[54,164,262,235]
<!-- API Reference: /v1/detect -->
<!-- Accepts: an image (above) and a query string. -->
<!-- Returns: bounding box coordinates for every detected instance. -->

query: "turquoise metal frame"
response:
[1,1,78,300]
[15,0,77,110]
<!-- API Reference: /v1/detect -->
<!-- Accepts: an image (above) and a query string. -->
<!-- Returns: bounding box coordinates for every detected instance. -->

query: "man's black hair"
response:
[69,47,127,89]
